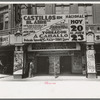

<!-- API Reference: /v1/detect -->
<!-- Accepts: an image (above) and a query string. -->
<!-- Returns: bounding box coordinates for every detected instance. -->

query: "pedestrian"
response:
[54,64,58,78]
[29,59,34,78]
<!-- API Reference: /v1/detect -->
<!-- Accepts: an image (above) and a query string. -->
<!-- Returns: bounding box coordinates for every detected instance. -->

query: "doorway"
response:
[37,56,49,75]
[60,56,72,74]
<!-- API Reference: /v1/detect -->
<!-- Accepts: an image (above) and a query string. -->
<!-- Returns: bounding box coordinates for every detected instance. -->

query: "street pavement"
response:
[0,74,11,79]
[0,74,100,98]
[0,74,100,81]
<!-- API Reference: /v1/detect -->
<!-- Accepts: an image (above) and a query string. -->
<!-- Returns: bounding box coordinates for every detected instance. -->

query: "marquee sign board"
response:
[22,14,85,43]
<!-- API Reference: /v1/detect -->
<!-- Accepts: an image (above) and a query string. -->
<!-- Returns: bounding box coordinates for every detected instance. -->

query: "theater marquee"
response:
[22,14,85,43]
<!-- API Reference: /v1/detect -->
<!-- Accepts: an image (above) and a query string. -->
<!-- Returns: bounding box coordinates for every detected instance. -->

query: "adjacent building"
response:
[0,3,100,79]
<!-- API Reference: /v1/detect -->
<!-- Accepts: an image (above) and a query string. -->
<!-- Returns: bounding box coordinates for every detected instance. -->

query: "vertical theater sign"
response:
[22,14,85,43]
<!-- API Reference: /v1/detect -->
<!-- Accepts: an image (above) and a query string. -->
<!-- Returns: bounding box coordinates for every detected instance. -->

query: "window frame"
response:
[78,4,93,24]
[55,4,70,14]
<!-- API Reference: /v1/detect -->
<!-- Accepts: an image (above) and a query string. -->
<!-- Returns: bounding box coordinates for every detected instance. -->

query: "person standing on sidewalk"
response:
[29,59,34,78]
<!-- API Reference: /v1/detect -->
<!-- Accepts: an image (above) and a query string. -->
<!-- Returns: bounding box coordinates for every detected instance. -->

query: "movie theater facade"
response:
[13,14,97,78]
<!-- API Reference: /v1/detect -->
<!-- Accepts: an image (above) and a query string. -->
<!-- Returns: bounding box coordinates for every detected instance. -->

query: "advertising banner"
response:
[22,14,85,43]
[86,50,96,73]
[95,33,100,42]
[13,51,23,75]
[0,35,10,46]
[68,14,85,41]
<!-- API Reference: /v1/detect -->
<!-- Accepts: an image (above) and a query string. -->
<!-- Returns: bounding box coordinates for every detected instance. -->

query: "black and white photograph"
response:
[0,1,100,98]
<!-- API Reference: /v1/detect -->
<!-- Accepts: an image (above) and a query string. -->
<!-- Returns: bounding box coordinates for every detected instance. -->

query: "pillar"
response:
[8,4,15,29]
[72,51,82,74]
[86,29,97,78]
[86,45,97,78]
[49,56,60,75]
[13,44,24,79]
[13,29,23,79]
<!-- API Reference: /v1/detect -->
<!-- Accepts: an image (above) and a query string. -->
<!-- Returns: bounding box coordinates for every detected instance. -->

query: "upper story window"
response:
[0,14,3,30]
[21,5,27,15]
[56,4,69,14]
[0,5,9,30]
[93,4,100,24]
[78,4,93,24]
[31,4,45,15]
[37,6,45,15]
[0,12,9,30]
[4,13,9,29]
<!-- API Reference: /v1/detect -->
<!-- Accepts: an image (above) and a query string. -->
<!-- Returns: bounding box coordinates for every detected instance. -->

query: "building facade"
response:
[0,3,100,79]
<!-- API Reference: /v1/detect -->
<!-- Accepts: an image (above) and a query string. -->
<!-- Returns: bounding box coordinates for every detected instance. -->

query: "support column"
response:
[49,56,60,75]
[13,28,23,78]
[86,45,97,78]
[8,4,14,29]
[13,44,24,79]
[86,29,97,78]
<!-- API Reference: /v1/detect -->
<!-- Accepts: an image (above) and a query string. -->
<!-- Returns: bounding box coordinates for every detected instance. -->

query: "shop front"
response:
[24,42,83,76]
[18,14,88,78]
[0,35,14,75]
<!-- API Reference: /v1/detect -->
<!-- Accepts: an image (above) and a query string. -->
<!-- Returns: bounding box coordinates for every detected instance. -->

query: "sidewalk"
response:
[0,74,11,79]
[1,74,100,81]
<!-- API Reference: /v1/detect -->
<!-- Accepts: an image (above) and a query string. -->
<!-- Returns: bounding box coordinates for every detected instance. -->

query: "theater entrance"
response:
[60,56,72,75]
[37,56,49,75]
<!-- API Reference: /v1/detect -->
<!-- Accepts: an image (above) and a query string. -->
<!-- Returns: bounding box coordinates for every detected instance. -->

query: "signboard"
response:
[68,14,85,41]
[27,43,80,51]
[13,51,23,75]
[86,50,96,73]
[22,14,85,43]
[95,33,100,42]
[0,35,9,46]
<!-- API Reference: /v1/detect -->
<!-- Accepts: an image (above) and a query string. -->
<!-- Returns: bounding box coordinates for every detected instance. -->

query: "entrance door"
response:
[95,53,100,75]
[60,56,72,74]
[37,56,49,75]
